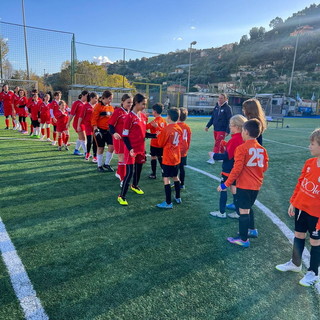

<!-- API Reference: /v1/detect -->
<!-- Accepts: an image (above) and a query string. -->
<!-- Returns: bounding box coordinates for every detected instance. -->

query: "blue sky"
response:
[1,0,318,74]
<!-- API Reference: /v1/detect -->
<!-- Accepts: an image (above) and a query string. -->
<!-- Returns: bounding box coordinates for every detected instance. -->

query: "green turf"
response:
[0,116,319,319]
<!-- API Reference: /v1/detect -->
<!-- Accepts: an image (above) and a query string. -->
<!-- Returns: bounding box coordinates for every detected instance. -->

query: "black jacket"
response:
[206,102,232,133]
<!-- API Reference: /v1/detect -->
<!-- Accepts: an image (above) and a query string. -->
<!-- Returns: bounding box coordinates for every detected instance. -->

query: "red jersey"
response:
[56,110,68,132]
[70,100,84,125]
[16,96,28,116]
[13,94,20,108]
[29,99,41,121]
[0,91,14,108]
[79,102,94,134]
[122,111,147,154]
[108,107,129,135]
[39,102,51,120]
[157,123,183,166]
[50,100,60,118]
[178,122,192,157]
[146,116,167,148]
[290,158,320,229]
[225,139,269,190]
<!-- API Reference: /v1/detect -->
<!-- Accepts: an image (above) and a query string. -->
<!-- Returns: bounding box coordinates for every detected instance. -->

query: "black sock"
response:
[158,156,163,168]
[233,193,240,215]
[249,208,255,229]
[121,164,133,198]
[292,237,305,267]
[179,164,185,186]
[151,159,157,175]
[239,214,250,241]
[308,245,320,275]
[219,191,227,214]
[174,180,180,199]
[133,163,143,187]
[165,184,171,204]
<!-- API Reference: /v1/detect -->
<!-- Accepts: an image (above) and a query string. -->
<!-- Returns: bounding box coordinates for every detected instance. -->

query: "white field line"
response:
[263,138,309,150]
[186,165,320,293]
[0,137,75,144]
[0,217,49,320]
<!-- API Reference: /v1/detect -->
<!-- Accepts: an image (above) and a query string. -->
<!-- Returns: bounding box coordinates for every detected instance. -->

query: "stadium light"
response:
[187,41,197,93]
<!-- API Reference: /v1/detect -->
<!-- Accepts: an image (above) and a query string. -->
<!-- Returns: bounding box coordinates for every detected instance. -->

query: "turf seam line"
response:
[186,165,320,294]
[0,217,49,320]
[263,138,309,150]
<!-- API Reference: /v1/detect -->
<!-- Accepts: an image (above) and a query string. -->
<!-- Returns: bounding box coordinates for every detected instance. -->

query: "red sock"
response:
[64,134,69,145]
[62,132,66,142]
[46,127,50,139]
[24,122,28,132]
[58,137,62,146]
[118,162,126,181]
[5,118,9,128]
[53,132,57,141]
[41,128,45,136]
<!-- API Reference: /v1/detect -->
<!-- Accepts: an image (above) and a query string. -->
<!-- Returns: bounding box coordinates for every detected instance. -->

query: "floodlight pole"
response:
[22,0,30,80]
[187,41,197,93]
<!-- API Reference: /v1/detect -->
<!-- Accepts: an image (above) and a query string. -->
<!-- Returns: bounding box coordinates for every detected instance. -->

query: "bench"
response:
[266,115,284,128]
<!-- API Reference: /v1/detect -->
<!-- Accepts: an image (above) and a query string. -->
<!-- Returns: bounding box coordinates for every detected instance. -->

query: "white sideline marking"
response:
[186,165,320,293]
[0,217,49,319]
[264,138,308,150]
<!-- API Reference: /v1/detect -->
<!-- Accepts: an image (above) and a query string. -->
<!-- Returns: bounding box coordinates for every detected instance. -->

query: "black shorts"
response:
[221,174,236,186]
[95,128,113,148]
[236,188,259,210]
[31,120,40,127]
[180,156,187,166]
[294,209,320,240]
[150,146,163,157]
[162,164,179,178]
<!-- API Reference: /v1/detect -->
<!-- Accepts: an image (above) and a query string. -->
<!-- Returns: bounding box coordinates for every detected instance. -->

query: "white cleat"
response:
[275,260,302,273]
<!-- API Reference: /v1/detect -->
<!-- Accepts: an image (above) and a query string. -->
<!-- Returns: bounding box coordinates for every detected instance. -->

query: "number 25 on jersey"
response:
[247,148,265,167]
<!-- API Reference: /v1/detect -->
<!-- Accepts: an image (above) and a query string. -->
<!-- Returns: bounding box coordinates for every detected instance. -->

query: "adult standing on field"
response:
[205,93,232,164]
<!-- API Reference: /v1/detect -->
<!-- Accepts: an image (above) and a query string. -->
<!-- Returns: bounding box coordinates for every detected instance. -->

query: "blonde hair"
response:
[230,114,247,129]
[310,128,320,145]
[242,98,267,133]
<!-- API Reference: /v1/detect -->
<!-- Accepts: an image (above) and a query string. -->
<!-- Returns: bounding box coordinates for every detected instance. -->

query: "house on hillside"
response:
[193,84,209,93]
[167,84,186,93]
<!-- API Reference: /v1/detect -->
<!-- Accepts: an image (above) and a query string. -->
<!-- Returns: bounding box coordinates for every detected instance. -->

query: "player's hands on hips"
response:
[113,133,121,140]
[130,149,136,157]
[288,204,295,217]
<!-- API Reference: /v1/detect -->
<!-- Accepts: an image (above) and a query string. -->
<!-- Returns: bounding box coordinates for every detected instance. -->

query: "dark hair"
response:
[121,93,132,104]
[87,92,98,102]
[78,90,89,99]
[101,90,113,99]
[152,103,163,115]
[131,93,146,110]
[31,89,38,94]
[46,91,53,102]
[54,91,61,97]
[2,83,8,90]
[243,119,261,138]
[18,88,26,96]
[167,107,180,122]
[179,107,188,121]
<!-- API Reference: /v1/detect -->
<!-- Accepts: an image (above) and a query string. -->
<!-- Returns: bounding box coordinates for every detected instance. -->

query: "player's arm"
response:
[156,130,168,148]
[91,104,100,130]
[290,161,307,204]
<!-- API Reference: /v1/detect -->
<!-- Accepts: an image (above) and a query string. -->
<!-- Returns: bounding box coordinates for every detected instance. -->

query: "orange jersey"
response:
[225,139,268,190]
[290,158,320,229]
[146,116,167,148]
[157,123,183,166]
[91,103,114,130]
[178,122,192,157]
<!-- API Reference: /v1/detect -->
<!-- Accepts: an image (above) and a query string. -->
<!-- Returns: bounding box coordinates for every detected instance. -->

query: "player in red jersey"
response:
[78,92,98,161]
[29,92,42,138]
[109,93,133,184]
[56,100,70,151]
[0,84,14,129]
[67,90,88,156]
[156,108,183,209]
[26,89,43,136]
[16,89,28,134]
[146,103,167,179]
[12,86,21,130]
[117,93,156,205]
[50,91,62,146]
[39,93,52,141]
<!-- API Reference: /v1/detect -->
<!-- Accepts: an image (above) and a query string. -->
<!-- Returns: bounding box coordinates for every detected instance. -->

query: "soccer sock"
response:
[5,118,9,128]
[53,131,57,141]
[121,164,133,198]
[64,134,69,145]
[92,139,97,157]
[30,124,33,134]
[46,127,50,139]
[24,122,28,132]
[165,184,171,204]
[86,135,92,154]
[292,237,305,266]
[308,245,320,275]
[75,139,81,151]
[151,159,157,175]
[133,163,143,187]
[233,193,240,215]
[62,132,66,143]
[249,208,255,229]
[80,140,86,152]
[104,151,113,165]
[41,128,45,136]
[58,137,62,146]
[174,181,181,199]
[118,162,126,181]
[179,164,185,186]
[158,156,163,168]
[219,191,227,214]
[97,154,103,167]
[239,214,250,241]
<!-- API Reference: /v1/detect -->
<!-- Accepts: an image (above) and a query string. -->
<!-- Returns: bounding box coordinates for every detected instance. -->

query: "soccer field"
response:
[0,116,320,320]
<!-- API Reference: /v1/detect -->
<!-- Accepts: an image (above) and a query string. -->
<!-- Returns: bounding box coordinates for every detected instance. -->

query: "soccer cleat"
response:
[226,203,236,210]
[85,153,91,161]
[46,138,51,142]
[206,158,215,164]
[299,271,319,287]
[22,130,28,134]
[117,196,128,206]
[156,201,173,209]
[148,174,156,179]
[97,166,106,173]
[180,185,185,189]
[92,156,97,163]
[248,229,258,238]
[40,135,46,140]
[4,127,9,130]
[130,185,144,195]
[227,212,240,219]
[103,164,114,172]
[52,141,57,146]
[209,211,227,218]
[57,146,62,151]
[174,198,182,204]
[73,149,83,156]
[31,134,38,139]
[275,260,302,273]
[227,237,250,247]
[65,146,69,151]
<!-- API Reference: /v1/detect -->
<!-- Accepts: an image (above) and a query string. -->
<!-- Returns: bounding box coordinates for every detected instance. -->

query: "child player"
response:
[156,107,183,209]
[29,92,41,138]
[56,100,70,151]
[146,103,167,179]
[177,107,192,189]
[275,128,320,287]
[209,114,246,219]
[39,93,52,141]
[217,119,269,247]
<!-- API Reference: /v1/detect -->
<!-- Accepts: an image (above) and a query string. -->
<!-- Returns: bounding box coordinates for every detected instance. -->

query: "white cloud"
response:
[190,26,196,30]
[173,37,183,41]
[93,56,113,65]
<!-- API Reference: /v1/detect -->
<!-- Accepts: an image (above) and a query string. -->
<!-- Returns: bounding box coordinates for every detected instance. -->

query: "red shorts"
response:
[4,106,12,117]
[14,106,19,115]
[73,122,85,133]
[84,125,93,136]
[56,123,67,132]
[124,149,146,165]
[113,137,125,154]
[40,115,51,124]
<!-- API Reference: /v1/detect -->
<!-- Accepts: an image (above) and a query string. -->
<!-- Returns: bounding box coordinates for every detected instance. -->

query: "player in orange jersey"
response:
[146,103,167,179]
[218,119,269,247]
[276,128,320,287]
[156,108,183,209]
